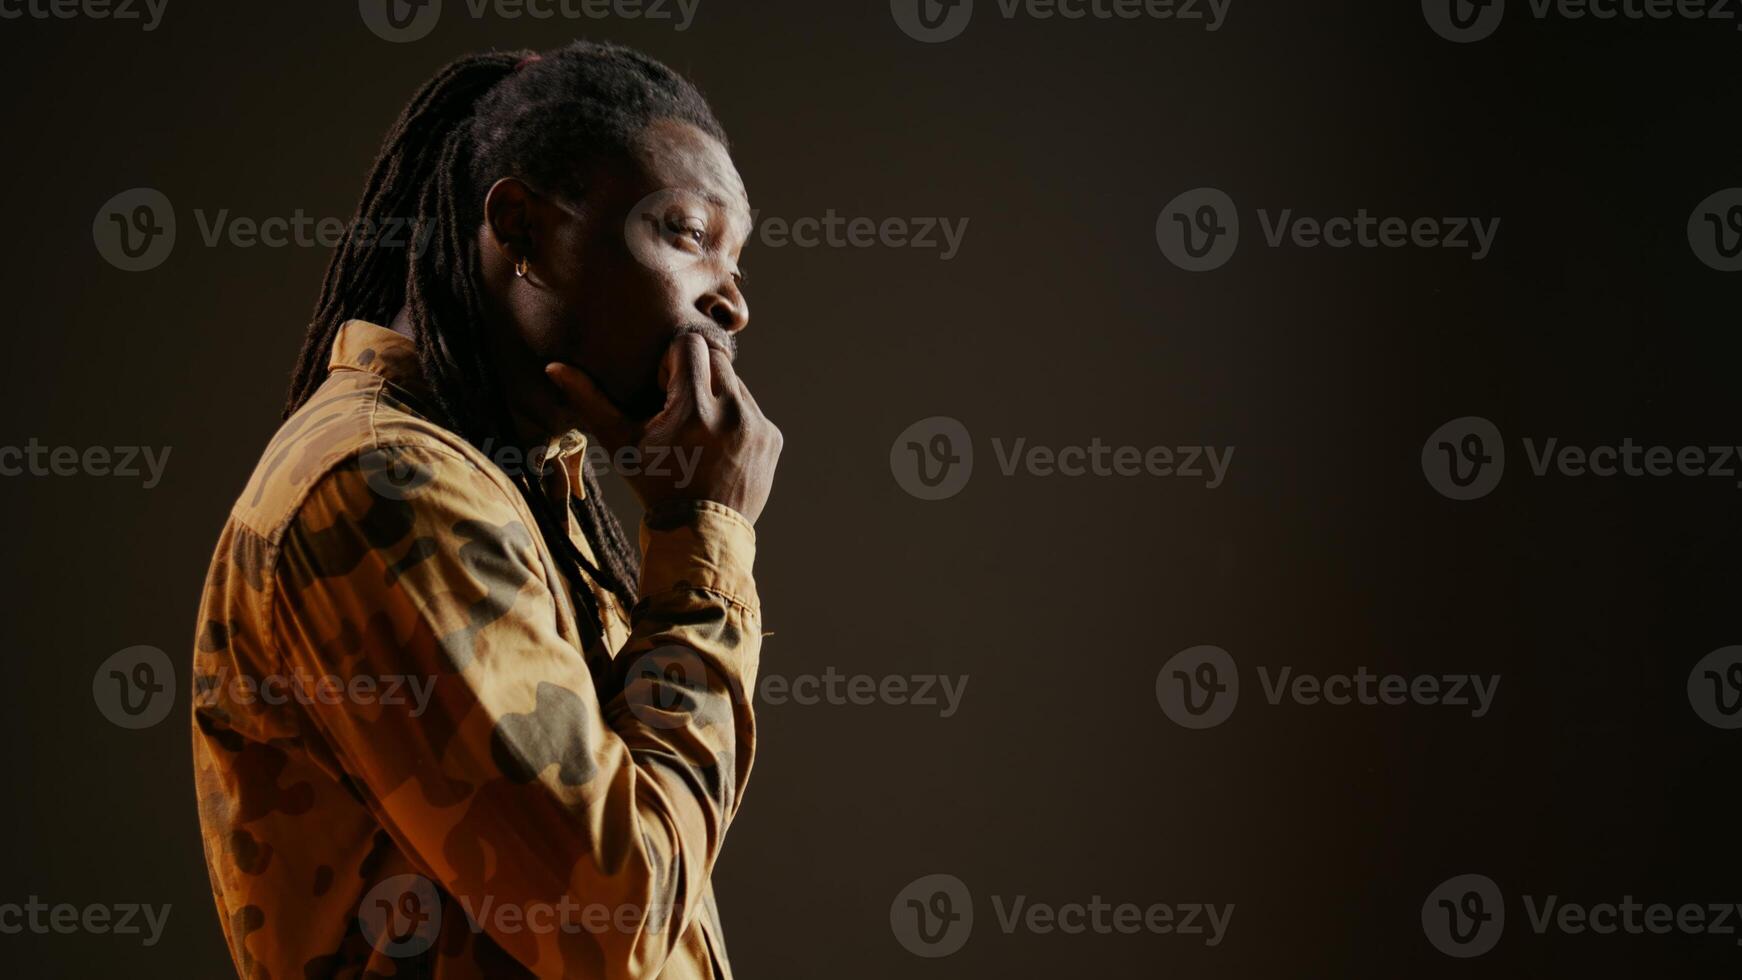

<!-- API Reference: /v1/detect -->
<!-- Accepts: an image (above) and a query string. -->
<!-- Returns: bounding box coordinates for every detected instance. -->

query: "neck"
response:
[388,304,572,453]
[387,304,416,340]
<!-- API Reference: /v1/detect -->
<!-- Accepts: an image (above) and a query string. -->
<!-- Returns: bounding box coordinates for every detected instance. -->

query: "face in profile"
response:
[508,117,753,421]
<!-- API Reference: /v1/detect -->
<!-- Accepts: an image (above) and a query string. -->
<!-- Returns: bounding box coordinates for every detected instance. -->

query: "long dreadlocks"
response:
[283,41,727,643]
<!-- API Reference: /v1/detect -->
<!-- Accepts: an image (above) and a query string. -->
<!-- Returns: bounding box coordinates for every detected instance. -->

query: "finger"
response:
[544,362,637,450]
[673,332,714,411]
[707,345,738,402]
[642,334,713,443]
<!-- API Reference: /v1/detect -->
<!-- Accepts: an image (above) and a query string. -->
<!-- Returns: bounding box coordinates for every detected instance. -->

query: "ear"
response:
[482,177,539,266]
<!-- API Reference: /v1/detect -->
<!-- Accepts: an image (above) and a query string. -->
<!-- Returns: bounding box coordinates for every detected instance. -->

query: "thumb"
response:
[544,362,636,451]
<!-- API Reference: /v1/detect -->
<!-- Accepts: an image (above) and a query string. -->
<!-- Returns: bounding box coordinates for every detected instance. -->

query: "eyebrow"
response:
[701,189,752,217]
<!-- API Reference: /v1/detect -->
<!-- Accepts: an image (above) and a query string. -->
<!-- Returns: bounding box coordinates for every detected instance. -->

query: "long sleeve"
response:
[269,442,761,979]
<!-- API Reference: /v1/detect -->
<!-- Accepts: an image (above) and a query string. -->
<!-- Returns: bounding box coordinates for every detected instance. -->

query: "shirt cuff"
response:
[638,499,760,616]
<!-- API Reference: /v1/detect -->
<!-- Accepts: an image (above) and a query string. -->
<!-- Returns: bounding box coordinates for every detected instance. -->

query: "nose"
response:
[696,277,748,334]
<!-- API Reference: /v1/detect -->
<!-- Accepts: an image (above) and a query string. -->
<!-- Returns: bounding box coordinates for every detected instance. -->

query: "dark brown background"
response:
[1,0,1738,975]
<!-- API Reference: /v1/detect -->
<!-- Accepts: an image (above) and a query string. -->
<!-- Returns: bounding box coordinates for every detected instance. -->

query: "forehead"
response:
[630,118,750,221]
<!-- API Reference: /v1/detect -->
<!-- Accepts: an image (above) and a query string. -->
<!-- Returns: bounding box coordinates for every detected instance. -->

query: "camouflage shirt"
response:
[191,320,762,978]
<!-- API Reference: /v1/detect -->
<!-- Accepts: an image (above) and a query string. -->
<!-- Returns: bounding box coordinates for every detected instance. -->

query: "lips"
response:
[683,322,737,361]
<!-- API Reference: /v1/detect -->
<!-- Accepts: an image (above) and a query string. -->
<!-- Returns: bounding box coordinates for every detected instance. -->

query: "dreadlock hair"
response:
[283,41,728,643]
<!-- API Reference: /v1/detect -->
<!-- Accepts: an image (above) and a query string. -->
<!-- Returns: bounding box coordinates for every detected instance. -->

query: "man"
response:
[190,41,780,978]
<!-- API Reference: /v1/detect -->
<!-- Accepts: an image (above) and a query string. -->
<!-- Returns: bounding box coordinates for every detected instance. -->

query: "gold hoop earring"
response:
[514,256,529,278]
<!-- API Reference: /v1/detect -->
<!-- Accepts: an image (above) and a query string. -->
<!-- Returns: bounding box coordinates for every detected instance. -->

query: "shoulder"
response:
[230,371,520,548]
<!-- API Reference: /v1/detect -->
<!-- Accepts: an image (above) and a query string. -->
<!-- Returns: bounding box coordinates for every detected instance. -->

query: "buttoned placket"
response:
[535,429,629,650]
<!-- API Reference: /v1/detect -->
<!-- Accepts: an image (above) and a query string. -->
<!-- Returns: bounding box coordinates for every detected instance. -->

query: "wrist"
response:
[643,494,758,528]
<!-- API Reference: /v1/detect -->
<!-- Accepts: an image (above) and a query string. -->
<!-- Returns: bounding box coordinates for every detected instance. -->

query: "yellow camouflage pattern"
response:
[191,320,761,979]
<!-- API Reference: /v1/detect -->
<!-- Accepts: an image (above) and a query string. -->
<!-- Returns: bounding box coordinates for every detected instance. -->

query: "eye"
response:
[731,266,747,288]
[664,213,708,249]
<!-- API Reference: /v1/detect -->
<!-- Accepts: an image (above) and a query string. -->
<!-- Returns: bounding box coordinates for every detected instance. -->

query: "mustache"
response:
[674,321,737,362]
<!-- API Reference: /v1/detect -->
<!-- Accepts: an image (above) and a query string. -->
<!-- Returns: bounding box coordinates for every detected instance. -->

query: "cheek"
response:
[539,232,694,394]
[513,300,585,365]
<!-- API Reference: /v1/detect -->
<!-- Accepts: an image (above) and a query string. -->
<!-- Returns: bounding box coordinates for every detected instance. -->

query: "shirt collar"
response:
[329,318,429,398]
[328,319,591,489]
